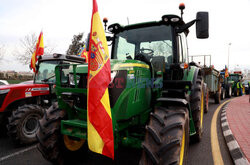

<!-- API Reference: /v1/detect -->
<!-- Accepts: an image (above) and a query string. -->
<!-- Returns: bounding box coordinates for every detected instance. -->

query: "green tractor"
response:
[229,71,244,96]
[36,5,209,165]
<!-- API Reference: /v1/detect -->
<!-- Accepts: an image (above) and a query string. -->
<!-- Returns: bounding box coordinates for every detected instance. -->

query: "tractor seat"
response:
[151,56,165,73]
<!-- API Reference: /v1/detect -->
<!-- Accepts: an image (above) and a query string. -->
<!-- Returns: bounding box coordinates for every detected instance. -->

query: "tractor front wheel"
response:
[140,105,189,165]
[190,76,204,142]
[36,102,87,165]
[7,104,44,144]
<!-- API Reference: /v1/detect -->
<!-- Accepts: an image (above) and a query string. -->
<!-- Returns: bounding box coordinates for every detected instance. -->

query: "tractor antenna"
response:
[179,3,185,20]
[103,17,108,31]
[127,17,130,25]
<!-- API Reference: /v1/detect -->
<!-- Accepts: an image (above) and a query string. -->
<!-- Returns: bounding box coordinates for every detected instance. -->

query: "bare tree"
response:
[66,33,85,55]
[14,33,55,65]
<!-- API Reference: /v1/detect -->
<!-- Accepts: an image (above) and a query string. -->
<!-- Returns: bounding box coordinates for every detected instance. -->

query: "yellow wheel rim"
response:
[179,129,185,165]
[200,88,204,129]
[64,135,85,151]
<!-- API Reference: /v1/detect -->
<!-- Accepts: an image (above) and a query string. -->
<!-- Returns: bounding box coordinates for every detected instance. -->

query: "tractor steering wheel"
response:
[139,48,154,56]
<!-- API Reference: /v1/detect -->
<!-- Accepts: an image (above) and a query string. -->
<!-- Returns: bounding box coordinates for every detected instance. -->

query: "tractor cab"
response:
[34,54,85,84]
[107,12,208,81]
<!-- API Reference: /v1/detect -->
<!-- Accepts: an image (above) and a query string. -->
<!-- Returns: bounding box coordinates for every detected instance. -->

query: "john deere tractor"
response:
[229,71,244,96]
[36,4,209,165]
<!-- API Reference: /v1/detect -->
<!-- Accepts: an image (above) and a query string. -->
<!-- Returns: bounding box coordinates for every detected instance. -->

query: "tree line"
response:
[0,32,86,65]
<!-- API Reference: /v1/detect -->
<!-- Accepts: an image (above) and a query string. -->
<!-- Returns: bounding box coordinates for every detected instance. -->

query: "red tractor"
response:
[0,54,85,144]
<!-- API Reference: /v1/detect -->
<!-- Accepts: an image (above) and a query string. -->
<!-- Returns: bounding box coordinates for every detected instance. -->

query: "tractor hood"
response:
[74,60,149,74]
[110,59,149,71]
[0,83,50,112]
[0,83,48,90]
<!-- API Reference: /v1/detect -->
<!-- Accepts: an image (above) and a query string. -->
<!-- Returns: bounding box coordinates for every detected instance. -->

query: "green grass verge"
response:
[7,80,25,84]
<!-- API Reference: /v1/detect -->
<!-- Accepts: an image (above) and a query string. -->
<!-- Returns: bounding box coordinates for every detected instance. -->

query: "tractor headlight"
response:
[0,89,10,94]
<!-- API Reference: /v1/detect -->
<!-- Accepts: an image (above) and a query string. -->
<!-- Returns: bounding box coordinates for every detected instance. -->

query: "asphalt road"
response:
[0,99,234,165]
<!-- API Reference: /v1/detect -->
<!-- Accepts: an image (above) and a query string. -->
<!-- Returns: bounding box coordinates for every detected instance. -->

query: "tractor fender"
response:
[3,96,40,113]
[157,97,188,107]
[191,67,202,88]
[184,66,202,90]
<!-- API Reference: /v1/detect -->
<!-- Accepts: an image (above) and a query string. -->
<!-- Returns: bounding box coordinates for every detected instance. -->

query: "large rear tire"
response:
[226,85,232,98]
[190,76,204,142]
[204,84,209,113]
[214,91,221,104]
[7,104,44,144]
[234,88,239,97]
[221,87,226,100]
[140,105,189,165]
[36,102,87,165]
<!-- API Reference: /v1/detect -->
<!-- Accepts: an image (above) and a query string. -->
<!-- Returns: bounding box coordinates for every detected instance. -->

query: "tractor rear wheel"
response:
[190,76,204,142]
[226,85,232,98]
[234,88,239,97]
[214,91,221,104]
[204,84,209,113]
[7,104,44,144]
[140,105,189,165]
[221,87,226,100]
[36,102,87,165]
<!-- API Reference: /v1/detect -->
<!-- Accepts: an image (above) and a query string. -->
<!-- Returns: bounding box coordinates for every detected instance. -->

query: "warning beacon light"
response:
[179,3,185,19]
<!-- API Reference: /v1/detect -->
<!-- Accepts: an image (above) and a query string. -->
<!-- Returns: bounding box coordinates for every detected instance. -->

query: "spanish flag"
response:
[30,32,44,72]
[78,45,89,63]
[87,0,114,159]
[225,65,229,78]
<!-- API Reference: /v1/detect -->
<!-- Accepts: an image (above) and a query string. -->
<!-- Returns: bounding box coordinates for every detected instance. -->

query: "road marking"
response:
[211,100,231,165]
[0,145,36,162]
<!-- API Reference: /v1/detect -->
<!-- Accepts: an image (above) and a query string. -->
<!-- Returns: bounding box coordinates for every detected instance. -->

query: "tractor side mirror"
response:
[196,12,209,39]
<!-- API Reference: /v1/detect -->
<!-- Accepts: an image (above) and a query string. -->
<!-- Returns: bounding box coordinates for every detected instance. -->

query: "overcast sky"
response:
[0,0,250,72]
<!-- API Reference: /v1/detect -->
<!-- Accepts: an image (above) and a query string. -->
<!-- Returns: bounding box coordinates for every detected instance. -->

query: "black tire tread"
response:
[140,106,189,165]
[190,76,204,142]
[6,104,44,144]
[36,102,66,164]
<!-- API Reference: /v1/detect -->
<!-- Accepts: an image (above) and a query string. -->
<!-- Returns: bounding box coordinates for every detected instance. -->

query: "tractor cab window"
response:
[116,37,135,60]
[178,33,188,63]
[228,75,239,82]
[35,60,60,84]
[112,25,173,66]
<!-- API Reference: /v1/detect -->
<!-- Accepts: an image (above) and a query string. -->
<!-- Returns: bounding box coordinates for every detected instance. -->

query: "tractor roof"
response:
[108,14,188,35]
[38,54,85,64]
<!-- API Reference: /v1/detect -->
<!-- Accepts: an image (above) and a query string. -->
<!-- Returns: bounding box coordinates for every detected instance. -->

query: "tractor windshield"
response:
[228,75,240,82]
[112,25,173,63]
[34,60,60,84]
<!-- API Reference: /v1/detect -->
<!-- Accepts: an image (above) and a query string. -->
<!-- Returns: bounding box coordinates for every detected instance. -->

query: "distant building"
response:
[0,71,33,80]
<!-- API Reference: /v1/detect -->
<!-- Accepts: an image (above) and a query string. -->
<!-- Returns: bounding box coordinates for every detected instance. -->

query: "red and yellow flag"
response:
[225,65,229,78]
[87,0,114,159]
[78,46,89,63]
[30,32,44,72]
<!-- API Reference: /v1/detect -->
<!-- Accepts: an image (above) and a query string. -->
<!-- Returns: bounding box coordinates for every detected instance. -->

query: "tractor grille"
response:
[0,93,7,108]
